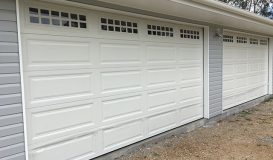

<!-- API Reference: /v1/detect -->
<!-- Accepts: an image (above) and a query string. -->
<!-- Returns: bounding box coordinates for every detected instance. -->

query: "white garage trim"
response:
[16,0,29,160]
[269,38,273,94]
[203,26,209,118]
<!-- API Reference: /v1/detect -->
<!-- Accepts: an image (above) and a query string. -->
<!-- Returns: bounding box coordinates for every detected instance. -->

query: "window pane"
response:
[62,20,69,26]
[70,14,78,20]
[29,8,38,15]
[101,18,107,23]
[79,15,86,21]
[101,25,107,30]
[41,18,50,24]
[30,16,39,23]
[71,21,78,27]
[51,11,59,17]
[40,9,49,16]
[80,23,86,28]
[61,12,69,18]
[52,19,60,26]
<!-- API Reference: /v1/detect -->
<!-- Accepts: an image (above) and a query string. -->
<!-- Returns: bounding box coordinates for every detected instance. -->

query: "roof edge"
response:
[190,0,273,26]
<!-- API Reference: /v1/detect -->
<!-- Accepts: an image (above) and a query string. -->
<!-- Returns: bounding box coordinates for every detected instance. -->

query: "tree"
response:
[218,0,273,19]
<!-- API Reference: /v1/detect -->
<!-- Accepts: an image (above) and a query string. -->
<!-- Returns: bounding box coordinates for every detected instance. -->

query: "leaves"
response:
[218,0,273,19]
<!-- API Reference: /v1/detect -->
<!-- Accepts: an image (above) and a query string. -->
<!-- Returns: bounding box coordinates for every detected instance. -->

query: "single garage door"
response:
[20,1,203,159]
[223,31,268,110]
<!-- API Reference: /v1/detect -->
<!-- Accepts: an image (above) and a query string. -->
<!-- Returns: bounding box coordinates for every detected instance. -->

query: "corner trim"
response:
[16,0,29,159]
[269,38,273,94]
[203,26,210,118]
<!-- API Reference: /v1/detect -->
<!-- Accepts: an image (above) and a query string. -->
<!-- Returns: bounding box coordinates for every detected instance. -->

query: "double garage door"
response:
[20,1,204,159]
[223,31,269,110]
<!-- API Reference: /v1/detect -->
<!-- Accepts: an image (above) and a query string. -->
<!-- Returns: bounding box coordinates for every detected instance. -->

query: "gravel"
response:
[121,99,273,160]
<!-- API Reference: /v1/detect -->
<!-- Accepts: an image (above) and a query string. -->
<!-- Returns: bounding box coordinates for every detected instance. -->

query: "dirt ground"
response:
[121,99,273,160]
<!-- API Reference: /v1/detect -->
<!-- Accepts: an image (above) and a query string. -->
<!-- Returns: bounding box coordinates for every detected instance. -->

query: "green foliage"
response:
[218,0,273,18]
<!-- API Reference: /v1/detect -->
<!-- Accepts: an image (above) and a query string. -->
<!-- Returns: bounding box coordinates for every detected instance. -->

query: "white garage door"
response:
[223,31,268,110]
[20,1,203,159]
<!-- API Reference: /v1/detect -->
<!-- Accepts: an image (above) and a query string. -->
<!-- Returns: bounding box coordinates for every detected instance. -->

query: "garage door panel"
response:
[223,95,235,110]
[248,74,261,84]
[146,67,177,89]
[179,103,203,125]
[30,104,95,136]
[102,120,144,152]
[25,69,97,108]
[179,86,202,102]
[235,50,247,59]
[223,31,268,110]
[26,99,99,148]
[147,88,177,111]
[234,77,247,88]
[146,44,176,65]
[223,64,234,76]
[223,78,234,91]
[30,133,96,160]
[179,66,202,82]
[147,110,177,137]
[177,46,202,64]
[100,69,143,95]
[101,93,143,123]
[22,35,94,71]
[20,2,204,159]
[99,41,143,67]
[235,63,248,73]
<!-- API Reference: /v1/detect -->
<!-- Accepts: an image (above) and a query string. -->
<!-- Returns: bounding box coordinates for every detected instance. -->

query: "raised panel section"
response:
[177,46,202,64]
[179,103,203,124]
[179,66,202,87]
[146,45,175,65]
[31,134,96,160]
[147,111,177,136]
[179,86,202,102]
[146,67,176,88]
[27,70,95,107]
[102,120,143,151]
[101,94,143,122]
[100,69,142,94]
[147,88,176,111]
[26,39,92,69]
[28,101,96,145]
[100,42,142,66]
